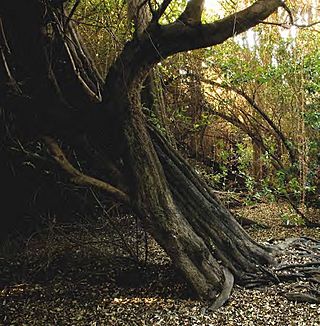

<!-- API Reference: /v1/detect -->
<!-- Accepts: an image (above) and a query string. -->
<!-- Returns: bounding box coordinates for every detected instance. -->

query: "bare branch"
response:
[280,1,294,25]
[260,19,320,31]
[51,11,102,102]
[151,0,174,23]
[0,18,22,94]
[260,2,320,30]
[43,136,131,205]
[0,18,10,53]
[295,21,320,28]
[64,0,80,31]
[201,77,297,163]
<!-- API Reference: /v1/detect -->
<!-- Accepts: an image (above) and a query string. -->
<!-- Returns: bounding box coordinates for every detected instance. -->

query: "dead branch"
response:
[43,136,131,205]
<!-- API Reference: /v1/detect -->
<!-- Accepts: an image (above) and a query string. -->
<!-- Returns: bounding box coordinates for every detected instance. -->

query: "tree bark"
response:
[101,68,275,302]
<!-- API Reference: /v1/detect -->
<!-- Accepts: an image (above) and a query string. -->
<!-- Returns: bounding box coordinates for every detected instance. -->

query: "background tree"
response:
[159,1,320,212]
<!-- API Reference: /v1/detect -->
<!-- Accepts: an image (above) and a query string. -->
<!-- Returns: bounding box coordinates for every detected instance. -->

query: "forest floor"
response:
[1,202,320,326]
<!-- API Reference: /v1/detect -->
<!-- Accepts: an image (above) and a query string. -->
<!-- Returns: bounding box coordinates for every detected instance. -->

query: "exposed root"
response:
[234,213,270,229]
[284,292,320,304]
[258,236,320,304]
[214,236,320,306]
[209,267,234,311]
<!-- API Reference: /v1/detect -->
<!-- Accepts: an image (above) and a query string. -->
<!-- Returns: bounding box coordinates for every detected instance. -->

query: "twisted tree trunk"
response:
[102,63,275,304]
[1,0,286,308]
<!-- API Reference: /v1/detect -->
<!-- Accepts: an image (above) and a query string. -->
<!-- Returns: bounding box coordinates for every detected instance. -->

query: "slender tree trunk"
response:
[252,141,264,182]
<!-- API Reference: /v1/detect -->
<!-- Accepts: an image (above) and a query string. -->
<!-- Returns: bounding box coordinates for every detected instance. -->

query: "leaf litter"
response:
[1,203,319,325]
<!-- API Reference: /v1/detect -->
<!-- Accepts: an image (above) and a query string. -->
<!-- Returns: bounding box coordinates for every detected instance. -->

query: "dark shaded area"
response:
[0,247,194,301]
[0,136,97,241]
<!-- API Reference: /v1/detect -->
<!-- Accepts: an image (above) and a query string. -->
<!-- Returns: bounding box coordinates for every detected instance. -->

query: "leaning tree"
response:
[1,0,318,308]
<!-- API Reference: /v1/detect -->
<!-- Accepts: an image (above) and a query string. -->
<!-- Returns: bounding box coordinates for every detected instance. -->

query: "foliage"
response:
[71,0,131,75]
[152,5,320,207]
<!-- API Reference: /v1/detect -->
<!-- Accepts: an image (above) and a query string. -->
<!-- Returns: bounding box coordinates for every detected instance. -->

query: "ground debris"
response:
[1,203,320,325]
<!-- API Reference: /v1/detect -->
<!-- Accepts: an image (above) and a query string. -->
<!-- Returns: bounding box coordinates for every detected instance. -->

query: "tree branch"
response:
[260,19,320,30]
[150,0,283,58]
[43,136,131,205]
[200,77,298,163]
[102,0,285,138]
[64,0,80,31]
[151,0,174,23]
[280,1,294,25]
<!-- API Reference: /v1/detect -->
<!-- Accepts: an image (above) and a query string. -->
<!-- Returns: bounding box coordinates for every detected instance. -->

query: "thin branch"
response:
[0,18,10,53]
[64,0,80,31]
[259,21,290,28]
[295,21,320,28]
[51,11,102,102]
[260,19,320,30]
[89,189,138,260]
[137,0,154,17]
[200,77,298,164]
[0,48,22,95]
[280,1,294,25]
[0,18,22,94]
[43,136,131,205]
[151,0,174,23]
[259,2,320,30]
